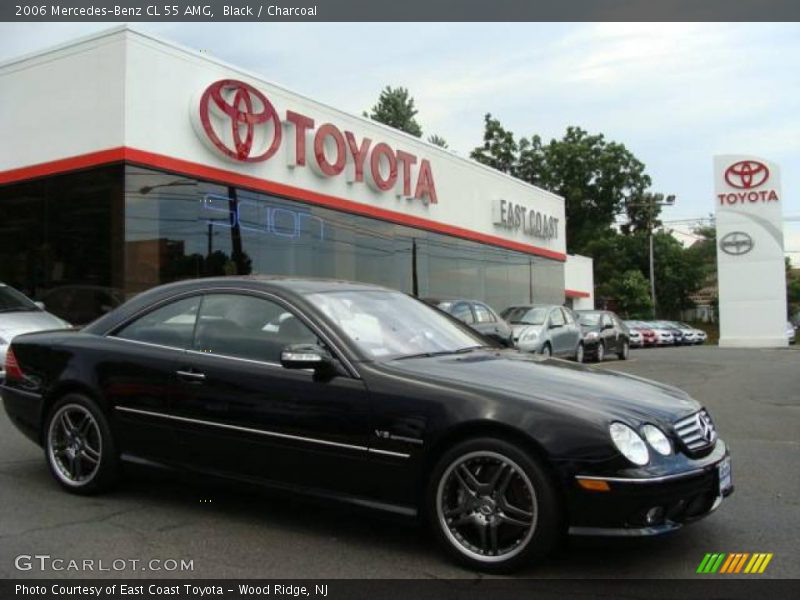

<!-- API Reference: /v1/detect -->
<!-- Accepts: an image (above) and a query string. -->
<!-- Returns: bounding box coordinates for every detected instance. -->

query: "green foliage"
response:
[598,270,653,318]
[470,115,652,255]
[364,86,423,138]
[427,134,448,148]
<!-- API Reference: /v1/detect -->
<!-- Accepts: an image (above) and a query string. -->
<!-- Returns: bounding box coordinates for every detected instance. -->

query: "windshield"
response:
[0,284,39,313]
[503,307,548,326]
[306,290,486,360]
[578,312,601,326]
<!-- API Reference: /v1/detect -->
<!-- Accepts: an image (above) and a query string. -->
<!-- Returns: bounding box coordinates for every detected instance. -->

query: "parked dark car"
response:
[424,298,512,347]
[2,277,732,572]
[576,310,630,362]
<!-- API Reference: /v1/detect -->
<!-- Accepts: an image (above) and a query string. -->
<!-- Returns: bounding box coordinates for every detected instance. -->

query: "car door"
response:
[101,294,202,463]
[548,307,567,355]
[600,313,618,352]
[170,291,374,497]
[472,302,501,342]
[560,307,579,354]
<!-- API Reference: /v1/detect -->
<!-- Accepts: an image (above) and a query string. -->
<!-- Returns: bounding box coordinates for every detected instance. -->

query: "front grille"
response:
[674,409,717,452]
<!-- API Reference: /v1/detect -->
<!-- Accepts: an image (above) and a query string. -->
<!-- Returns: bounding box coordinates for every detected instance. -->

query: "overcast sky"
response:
[1,22,798,261]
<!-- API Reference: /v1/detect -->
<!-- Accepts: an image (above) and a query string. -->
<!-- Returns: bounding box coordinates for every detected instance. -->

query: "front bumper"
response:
[567,440,732,536]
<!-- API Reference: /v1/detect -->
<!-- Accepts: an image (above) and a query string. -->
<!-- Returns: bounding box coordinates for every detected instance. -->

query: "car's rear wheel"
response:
[541,343,552,357]
[427,437,562,573]
[595,341,605,362]
[45,393,119,495]
[618,340,629,360]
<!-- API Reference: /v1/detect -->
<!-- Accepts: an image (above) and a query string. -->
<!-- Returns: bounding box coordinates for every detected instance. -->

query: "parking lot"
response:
[1,345,798,579]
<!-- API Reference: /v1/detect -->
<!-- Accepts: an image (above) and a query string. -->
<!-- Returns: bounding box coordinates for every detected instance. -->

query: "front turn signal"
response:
[576,478,611,492]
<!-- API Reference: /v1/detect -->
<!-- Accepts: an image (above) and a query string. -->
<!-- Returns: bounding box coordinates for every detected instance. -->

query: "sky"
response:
[1,22,798,262]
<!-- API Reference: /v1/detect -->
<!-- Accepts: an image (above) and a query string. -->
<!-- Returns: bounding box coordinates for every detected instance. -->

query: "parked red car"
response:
[625,320,657,347]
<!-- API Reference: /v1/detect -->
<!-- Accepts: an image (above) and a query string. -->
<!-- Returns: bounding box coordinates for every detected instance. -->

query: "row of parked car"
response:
[425,298,709,363]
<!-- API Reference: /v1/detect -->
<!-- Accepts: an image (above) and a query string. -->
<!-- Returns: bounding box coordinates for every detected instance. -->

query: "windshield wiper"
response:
[394,345,491,360]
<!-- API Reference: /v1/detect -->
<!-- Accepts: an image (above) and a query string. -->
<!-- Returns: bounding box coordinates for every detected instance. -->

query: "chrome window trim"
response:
[105,335,186,354]
[575,468,707,484]
[115,406,409,459]
[104,286,361,379]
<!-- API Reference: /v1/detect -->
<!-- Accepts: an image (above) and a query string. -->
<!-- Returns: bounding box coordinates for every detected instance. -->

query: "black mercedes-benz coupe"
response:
[1,277,732,572]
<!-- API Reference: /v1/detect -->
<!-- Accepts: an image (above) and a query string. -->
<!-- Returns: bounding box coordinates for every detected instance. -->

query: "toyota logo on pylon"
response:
[724,160,770,189]
[197,79,282,162]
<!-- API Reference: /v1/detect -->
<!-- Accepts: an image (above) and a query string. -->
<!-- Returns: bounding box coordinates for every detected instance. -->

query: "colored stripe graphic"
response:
[699,553,772,574]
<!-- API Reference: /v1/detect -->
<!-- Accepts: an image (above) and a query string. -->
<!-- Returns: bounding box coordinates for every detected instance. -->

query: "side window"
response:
[115,296,201,349]
[193,293,318,364]
[549,308,565,326]
[602,314,613,328]
[473,303,496,324]
[450,302,475,324]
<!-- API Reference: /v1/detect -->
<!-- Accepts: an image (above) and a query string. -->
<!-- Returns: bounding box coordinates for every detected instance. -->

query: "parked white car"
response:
[0,283,71,379]
[788,321,797,345]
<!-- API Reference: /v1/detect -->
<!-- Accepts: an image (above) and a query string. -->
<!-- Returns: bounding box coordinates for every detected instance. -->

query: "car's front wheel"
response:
[574,342,584,363]
[617,340,629,360]
[595,341,605,362]
[427,437,562,573]
[45,393,119,495]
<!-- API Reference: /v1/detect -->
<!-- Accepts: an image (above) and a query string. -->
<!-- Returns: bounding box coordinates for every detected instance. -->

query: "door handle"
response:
[176,369,206,382]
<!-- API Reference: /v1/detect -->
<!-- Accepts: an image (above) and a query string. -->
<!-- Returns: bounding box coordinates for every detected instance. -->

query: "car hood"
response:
[579,325,601,335]
[381,350,699,424]
[0,311,70,340]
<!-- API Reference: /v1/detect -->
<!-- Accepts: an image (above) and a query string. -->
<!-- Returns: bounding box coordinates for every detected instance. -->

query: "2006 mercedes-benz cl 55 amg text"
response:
[1,277,732,572]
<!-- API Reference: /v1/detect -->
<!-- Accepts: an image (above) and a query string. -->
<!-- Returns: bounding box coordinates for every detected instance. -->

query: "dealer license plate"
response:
[718,456,732,494]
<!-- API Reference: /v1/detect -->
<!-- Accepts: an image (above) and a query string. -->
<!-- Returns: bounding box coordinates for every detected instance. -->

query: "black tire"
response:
[574,342,584,363]
[541,343,552,358]
[426,437,562,573]
[617,340,629,360]
[44,393,119,495]
[595,341,605,362]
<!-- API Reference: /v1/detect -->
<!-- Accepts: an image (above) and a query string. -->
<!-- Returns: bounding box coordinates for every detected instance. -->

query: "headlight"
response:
[521,328,539,342]
[585,331,598,340]
[609,422,649,466]
[642,424,672,456]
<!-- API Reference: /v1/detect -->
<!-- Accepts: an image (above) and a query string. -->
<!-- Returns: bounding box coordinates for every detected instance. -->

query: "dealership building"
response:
[0,27,593,325]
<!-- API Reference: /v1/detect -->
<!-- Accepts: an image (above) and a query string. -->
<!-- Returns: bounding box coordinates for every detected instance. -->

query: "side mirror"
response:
[281,344,334,372]
[549,322,563,329]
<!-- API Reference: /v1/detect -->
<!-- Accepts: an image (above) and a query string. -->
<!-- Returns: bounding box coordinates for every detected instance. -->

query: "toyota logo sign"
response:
[198,79,282,162]
[724,160,770,190]
[719,231,754,256]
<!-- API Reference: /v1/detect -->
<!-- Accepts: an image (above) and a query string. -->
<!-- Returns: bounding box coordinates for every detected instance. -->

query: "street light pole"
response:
[628,193,675,319]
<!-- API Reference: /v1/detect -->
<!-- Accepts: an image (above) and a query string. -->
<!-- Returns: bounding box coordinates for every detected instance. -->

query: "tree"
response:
[598,270,653,318]
[471,116,651,255]
[364,86,422,138]
[427,134,448,148]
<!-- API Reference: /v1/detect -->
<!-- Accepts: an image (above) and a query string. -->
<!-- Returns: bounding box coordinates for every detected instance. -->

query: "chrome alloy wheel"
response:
[47,403,102,487]
[436,451,538,563]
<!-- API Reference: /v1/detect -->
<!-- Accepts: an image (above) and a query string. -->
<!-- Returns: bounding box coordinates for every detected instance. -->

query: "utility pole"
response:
[630,194,675,319]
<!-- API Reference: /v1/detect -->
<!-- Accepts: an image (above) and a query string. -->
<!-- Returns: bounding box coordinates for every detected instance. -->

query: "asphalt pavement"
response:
[1,345,798,579]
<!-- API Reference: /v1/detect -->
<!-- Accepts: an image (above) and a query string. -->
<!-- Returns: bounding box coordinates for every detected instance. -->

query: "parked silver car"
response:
[0,283,71,379]
[787,321,796,344]
[500,304,583,361]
